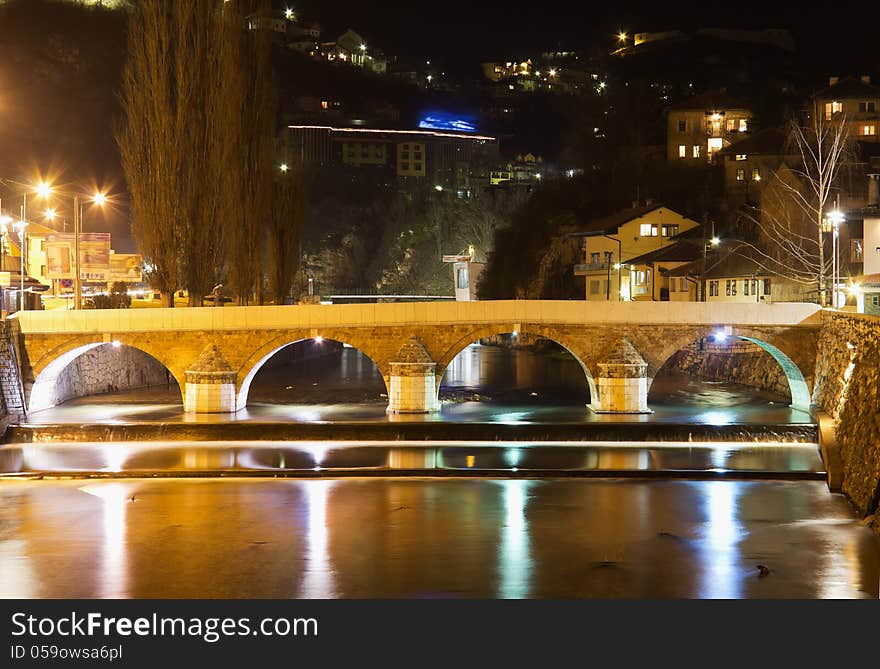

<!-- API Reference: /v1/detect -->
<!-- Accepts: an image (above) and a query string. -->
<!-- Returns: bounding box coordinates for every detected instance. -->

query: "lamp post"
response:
[14,220,27,311]
[828,209,845,308]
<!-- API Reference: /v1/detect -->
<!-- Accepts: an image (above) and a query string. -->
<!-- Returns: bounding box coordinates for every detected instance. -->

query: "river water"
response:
[0,478,876,598]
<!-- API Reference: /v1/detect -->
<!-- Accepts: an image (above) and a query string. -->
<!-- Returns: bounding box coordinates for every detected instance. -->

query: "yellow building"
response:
[814,76,880,142]
[573,204,700,301]
[667,91,753,164]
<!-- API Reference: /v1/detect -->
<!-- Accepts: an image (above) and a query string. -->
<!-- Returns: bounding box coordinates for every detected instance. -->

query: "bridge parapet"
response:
[10,301,823,416]
[11,300,823,334]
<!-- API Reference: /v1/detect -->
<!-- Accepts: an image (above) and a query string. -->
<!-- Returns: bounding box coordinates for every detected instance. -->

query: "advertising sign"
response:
[109,253,143,283]
[80,233,111,281]
[46,239,73,279]
[46,233,111,281]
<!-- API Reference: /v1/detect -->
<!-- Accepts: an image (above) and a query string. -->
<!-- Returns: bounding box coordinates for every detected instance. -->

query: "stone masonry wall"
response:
[49,345,174,408]
[665,339,791,399]
[813,311,880,520]
[0,321,25,426]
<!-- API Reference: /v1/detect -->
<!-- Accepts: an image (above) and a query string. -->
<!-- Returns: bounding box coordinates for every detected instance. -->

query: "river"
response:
[0,478,876,598]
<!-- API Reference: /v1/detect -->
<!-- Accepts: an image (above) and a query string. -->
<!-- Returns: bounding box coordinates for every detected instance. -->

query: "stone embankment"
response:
[664,340,790,399]
[812,311,880,527]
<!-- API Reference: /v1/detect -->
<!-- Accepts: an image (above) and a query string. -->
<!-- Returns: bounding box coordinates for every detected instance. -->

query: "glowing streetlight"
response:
[617,31,628,43]
[14,220,27,311]
[44,208,57,221]
[360,43,367,51]
[828,209,845,308]
[284,7,295,20]
[36,182,53,199]
[92,192,108,206]
[710,236,721,246]
[548,68,557,77]
[279,163,289,173]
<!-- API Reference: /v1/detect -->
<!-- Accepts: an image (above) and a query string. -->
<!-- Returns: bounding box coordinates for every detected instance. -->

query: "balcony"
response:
[574,262,612,274]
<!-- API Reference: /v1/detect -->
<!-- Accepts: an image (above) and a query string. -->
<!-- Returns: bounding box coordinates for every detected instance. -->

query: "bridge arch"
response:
[28,341,183,413]
[435,326,598,404]
[647,329,812,412]
[235,336,390,410]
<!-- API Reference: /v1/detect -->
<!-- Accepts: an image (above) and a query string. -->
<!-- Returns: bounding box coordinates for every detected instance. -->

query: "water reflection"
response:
[698,482,744,598]
[497,480,532,598]
[0,479,877,598]
[441,344,590,404]
[79,482,132,598]
[299,481,337,598]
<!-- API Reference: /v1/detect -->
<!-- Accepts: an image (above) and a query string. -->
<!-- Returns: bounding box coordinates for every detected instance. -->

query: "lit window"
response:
[736,169,745,181]
[739,119,748,132]
[735,154,747,161]
[662,225,679,237]
[640,223,652,236]
[321,100,329,109]
[693,145,701,158]
[861,125,876,136]
[825,101,843,120]
[726,118,736,132]
[752,168,761,181]
[678,145,686,158]
[851,240,864,262]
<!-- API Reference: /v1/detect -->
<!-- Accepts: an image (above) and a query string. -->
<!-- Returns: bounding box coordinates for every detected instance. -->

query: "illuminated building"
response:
[813,76,880,143]
[572,204,700,301]
[285,125,499,194]
[667,91,753,164]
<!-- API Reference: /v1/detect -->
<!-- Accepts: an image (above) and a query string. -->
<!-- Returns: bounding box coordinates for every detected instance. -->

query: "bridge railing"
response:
[10,300,824,334]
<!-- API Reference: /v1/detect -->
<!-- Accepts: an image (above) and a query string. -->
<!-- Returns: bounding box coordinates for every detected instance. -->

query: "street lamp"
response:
[828,209,845,308]
[14,220,27,311]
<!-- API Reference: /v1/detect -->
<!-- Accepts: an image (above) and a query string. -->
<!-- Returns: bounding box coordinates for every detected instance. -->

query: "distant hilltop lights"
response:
[418,113,478,134]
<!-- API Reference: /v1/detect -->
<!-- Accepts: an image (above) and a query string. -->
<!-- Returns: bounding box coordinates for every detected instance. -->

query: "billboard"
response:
[418,112,478,133]
[46,233,112,281]
[109,253,143,283]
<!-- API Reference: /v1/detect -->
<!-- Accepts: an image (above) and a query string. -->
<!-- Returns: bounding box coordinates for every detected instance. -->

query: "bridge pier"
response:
[184,344,237,413]
[591,337,652,414]
[387,338,440,414]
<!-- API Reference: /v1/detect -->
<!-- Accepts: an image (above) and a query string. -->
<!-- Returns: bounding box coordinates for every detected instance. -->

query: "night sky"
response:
[289,0,876,76]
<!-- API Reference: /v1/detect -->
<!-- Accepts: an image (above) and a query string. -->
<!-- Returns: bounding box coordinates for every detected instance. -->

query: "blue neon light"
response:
[418,112,478,133]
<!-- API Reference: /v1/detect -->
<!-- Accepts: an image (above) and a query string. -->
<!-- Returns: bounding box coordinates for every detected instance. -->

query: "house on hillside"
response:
[717,127,794,209]
[667,90,753,164]
[572,204,701,301]
[665,244,809,303]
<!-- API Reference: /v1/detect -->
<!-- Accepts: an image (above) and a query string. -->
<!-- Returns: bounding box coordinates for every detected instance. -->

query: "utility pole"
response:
[74,194,81,310]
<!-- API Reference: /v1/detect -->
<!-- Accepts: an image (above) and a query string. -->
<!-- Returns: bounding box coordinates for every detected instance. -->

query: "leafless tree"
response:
[738,113,851,305]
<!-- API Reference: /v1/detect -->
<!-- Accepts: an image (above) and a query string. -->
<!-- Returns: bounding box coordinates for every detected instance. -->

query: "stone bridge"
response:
[9,301,822,415]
